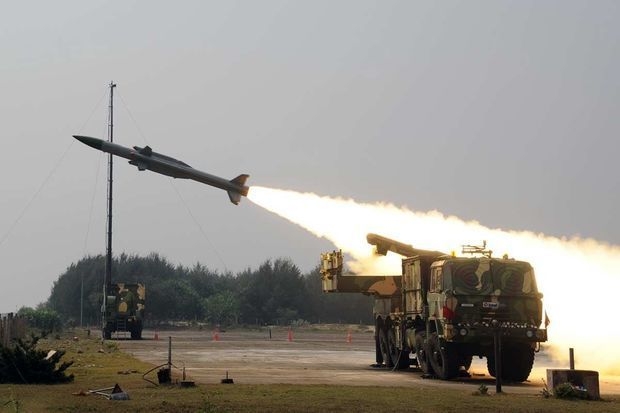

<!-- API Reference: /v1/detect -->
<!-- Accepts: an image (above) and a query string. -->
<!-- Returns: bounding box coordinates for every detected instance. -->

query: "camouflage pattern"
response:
[111,283,146,318]
[426,257,545,342]
[319,234,547,381]
[320,249,546,341]
[447,258,537,296]
[104,282,145,339]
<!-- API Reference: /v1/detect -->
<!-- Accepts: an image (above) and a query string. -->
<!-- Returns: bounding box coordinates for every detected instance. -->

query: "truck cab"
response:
[405,256,546,380]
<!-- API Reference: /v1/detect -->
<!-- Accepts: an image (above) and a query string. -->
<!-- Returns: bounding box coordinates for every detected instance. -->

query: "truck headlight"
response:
[459,328,468,336]
[526,330,534,338]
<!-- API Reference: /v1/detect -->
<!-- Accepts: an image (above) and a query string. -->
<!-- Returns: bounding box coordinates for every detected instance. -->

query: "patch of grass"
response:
[541,379,552,398]
[1,330,619,412]
[554,382,590,400]
[472,383,489,396]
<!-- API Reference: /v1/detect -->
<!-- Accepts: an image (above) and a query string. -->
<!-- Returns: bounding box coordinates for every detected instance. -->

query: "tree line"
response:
[45,253,373,327]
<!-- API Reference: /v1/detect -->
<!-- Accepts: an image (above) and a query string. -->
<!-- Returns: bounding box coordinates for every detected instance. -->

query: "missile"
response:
[73,135,250,204]
[366,233,445,258]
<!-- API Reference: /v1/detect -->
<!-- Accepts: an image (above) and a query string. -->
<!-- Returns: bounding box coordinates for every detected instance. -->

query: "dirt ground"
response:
[118,327,620,395]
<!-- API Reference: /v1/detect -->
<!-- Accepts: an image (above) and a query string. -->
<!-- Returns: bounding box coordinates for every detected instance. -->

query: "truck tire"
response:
[386,328,409,370]
[375,331,384,365]
[414,331,434,375]
[378,327,392,368]
[505,344,534,382]
[130,321,143,340]
[487,343,534,382]
[428,332,459,380]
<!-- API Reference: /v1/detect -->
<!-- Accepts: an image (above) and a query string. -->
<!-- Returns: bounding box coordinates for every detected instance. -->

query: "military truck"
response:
[102,283,145,340]
[320,234,547,381]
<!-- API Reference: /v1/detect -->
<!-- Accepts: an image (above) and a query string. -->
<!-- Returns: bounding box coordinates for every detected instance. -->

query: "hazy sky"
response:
[1,1,618,311]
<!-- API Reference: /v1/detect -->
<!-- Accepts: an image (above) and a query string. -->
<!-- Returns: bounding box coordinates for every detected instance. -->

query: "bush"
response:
[17,307,62,332]
[0,335,73,384]
[554,382,589,400]
[472,384,489,396]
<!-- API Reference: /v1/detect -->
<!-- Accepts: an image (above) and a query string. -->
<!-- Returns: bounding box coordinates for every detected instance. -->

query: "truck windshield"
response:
[449,259,537,296]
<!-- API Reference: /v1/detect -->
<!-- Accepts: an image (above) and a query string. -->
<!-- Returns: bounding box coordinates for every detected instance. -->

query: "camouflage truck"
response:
[103,283,145,340]
[320,234,547,381]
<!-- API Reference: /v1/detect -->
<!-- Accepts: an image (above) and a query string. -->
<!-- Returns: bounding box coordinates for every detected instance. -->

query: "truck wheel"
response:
[428,332,459,379]
[375,332,384,365]
[414,331,434,375]
[505,344,534,382]
[386,328,409,370]
[487,343,534,382]
[130,322,143,340]
[378,327,392,368]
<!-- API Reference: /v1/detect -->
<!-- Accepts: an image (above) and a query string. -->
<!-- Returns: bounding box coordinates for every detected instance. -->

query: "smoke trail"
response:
[248,186,620,374]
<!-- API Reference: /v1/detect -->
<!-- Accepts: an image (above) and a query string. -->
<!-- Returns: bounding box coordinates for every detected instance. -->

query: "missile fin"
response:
[139,146,152,156]
[227,191,241,205]
[230,174,249,186]
[128,160,148,171]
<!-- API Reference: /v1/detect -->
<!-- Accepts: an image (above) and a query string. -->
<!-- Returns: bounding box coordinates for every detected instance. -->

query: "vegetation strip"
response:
[45,255,373,326]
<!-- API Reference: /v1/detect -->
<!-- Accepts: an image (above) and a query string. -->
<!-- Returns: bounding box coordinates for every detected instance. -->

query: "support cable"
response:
[82,122,108,255]
[0,142,72,248]
[116,90,229,271]
[0,91,107,249]
[167,181,228,269]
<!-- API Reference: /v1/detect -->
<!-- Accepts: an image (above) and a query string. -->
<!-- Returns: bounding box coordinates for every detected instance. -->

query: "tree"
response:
[237,258,310,324]
[148,278,203,321]
[302,266,374,324]
[47,255,105,325]
[47,253,375,326]
[17,307,61,332]
[204,291,240,326]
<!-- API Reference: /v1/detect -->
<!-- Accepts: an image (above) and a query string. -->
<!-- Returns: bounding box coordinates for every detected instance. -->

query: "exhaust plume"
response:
[248,186,620,373]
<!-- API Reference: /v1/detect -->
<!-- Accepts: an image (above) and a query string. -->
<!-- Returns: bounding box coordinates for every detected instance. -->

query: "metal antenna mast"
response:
[104,81,116,334]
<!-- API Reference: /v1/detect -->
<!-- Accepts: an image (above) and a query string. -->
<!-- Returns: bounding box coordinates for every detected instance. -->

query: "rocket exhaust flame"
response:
[248,186,620,374]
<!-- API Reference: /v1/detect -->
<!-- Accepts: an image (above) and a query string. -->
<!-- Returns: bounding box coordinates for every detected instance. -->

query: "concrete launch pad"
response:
[117,328,620,395]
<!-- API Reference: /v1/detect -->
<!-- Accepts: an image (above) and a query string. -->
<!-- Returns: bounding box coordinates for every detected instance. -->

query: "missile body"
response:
[366,233,446,258]
[74,135,249,204]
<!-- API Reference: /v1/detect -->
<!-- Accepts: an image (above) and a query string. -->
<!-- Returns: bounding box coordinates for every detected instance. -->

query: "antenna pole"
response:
[103,81,116,337]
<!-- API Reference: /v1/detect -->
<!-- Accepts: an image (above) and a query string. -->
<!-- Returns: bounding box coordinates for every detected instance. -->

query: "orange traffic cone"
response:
[213,328,220,342]
[287,327,293,342]
[154,331,159,341]
[346,330,352,344]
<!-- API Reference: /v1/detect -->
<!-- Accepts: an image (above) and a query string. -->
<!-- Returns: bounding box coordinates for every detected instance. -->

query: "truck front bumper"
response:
[444,322,547,343]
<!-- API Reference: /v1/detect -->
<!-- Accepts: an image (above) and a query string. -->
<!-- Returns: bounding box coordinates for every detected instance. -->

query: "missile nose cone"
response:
[73,135,103,150]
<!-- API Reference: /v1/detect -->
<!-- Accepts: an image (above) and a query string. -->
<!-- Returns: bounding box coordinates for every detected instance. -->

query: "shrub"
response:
[0,335,73,384]
[553,382,589,400]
